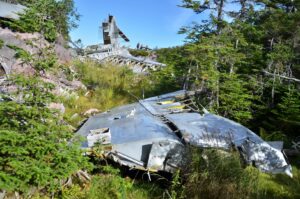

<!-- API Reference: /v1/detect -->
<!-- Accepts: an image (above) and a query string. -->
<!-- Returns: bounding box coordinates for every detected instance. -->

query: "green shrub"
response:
[61,166,164,199]
[0,39,4,49]
[0,76,91,194]
[175,148,300,199]
[129,49,150,57]
[61,185,86,199]
[7,44,32,63]
[182,148,259,199]
[257,166,300,199]
[4,0,79,41]
[63,60,155,127]
[7,44,57,71]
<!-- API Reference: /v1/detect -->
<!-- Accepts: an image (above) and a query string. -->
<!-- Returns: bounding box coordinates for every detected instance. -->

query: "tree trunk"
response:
[271,69,276,106]
[216,0,225,33]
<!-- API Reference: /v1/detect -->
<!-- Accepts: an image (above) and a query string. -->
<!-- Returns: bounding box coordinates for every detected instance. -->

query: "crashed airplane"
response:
[80,15,166,73]
[76,90,292,177]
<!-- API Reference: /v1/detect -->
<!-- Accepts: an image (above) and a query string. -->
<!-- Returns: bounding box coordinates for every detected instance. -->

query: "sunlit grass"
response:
[62,60,153,127]
[257,166,300,199]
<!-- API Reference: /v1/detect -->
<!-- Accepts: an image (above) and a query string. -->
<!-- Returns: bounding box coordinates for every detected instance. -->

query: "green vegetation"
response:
[0,76,90,193]
[169,149,300,199]
[0,32,90,196]
[0,39,4,49]
[156,0,300,141]
[257,167,300,199]
[62,60,154,127]
[61,166,163,199]
[182,149,259,199]
[2,0,79,41]
[129,49,150,57]
[0,0,299,198]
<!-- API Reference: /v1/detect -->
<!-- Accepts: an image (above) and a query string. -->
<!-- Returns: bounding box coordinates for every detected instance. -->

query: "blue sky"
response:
[70,0,206,48]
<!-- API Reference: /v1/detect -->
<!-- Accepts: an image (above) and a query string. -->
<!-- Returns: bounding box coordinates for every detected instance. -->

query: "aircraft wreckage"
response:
[77,15,166,73]
[76,90,292,177]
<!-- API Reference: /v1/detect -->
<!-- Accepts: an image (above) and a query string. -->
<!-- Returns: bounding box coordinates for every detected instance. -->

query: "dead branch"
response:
[75,170,91,183]
[63,177,73,187]
[263,70,300,83]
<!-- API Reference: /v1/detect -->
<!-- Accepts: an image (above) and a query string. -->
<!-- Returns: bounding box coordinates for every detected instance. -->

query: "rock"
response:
[83,108,100,116]
[48,103,65,114]
[0,27,87,99]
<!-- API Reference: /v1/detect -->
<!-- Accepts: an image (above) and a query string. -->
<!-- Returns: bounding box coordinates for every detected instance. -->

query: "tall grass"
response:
[60,166,163,199]
[62,60,154,126]
[257,166,300,199]
[175,148,300,199]
[181,148,259,199]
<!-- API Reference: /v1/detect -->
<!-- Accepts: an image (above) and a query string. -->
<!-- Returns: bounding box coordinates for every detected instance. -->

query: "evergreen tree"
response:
[4,0,79,41]
[0,76,90,193]
[155,0,300,141]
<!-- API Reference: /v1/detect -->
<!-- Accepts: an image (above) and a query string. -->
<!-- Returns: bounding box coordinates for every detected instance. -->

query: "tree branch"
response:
[262,70,300,83]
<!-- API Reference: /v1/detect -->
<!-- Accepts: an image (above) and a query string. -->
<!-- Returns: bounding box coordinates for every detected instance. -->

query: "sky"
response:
[70,0,206,49]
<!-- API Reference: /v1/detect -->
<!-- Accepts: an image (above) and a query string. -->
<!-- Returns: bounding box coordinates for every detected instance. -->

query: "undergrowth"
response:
[0,39,3,49]
[62,60,154,127]
[57,148,300,199]
[59,166,163,199]
[180,148,259,199]
[59,60,300,199]
[257,166,300,199]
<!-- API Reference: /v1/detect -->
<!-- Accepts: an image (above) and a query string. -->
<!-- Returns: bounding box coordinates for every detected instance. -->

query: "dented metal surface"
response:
[76,90,292,176]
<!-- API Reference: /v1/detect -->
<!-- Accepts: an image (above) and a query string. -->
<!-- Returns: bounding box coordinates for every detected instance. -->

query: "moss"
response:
[0,39,4,49]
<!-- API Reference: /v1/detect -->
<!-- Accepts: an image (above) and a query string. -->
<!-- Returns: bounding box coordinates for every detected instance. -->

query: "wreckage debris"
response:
[76,90,292,177]
[78,15,165,73]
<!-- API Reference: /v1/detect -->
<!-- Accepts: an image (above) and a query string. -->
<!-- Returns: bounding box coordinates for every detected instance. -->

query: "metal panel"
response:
[76,90,292,176]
